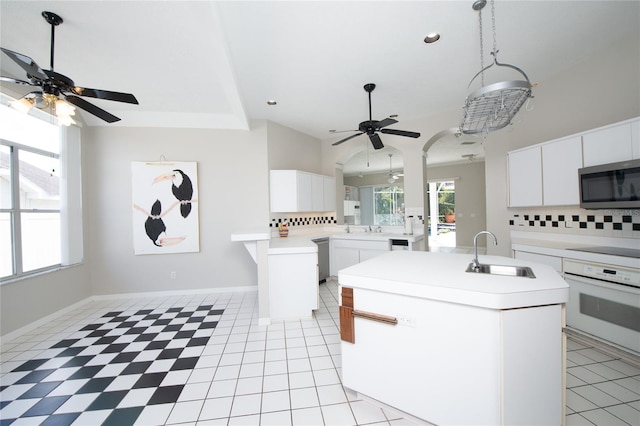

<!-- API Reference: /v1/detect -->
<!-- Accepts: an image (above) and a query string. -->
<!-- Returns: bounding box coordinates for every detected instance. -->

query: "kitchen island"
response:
[339,250,569,425]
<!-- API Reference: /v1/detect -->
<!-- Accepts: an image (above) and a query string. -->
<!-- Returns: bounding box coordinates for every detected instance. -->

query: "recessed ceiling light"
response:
[266,100,277,106]
[424,33,441,44]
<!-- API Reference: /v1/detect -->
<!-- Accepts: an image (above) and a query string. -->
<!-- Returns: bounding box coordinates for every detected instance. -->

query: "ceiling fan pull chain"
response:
[491,0,497,57]
[478,5,484,87]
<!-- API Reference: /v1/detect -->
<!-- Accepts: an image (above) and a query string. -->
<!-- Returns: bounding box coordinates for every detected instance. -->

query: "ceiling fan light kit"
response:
[1,10,138,125]
[460,0,533,135]
[332,83,420,150]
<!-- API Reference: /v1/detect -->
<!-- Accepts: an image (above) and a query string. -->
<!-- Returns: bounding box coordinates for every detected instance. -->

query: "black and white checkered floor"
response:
[2,280,639,425]
[1,304,226,425]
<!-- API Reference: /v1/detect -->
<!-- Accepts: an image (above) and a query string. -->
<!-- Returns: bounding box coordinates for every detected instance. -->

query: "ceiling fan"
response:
[332,83,420,150]
[387,153,404,183]
[0,11,138,124]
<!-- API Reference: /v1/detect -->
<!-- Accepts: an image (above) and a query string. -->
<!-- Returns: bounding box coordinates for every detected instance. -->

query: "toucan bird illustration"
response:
[153,169,194,218]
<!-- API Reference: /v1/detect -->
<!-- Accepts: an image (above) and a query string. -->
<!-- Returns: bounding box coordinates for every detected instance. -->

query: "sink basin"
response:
[466,263,536,278]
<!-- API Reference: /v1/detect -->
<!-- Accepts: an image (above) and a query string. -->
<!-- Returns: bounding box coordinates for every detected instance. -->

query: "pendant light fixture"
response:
[460,0,533,135]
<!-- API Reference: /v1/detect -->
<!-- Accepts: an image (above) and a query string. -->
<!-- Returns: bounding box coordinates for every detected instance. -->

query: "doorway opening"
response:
[427,180,456,248]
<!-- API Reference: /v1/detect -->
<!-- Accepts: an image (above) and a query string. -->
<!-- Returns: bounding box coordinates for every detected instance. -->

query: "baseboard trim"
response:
[1,297,93,344]
[1,285,258,344]
[90,285,257,301]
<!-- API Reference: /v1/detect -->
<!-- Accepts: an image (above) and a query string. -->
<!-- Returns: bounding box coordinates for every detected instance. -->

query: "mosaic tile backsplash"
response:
[269,213,336,228]
[509,207,640,239]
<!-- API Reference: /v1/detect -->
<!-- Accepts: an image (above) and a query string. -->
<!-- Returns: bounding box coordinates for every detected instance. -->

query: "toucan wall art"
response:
[131,161,199,255]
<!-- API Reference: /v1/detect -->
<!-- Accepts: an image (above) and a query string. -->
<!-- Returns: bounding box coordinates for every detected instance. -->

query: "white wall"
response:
[85,122,270,295]
[267,121,322,173]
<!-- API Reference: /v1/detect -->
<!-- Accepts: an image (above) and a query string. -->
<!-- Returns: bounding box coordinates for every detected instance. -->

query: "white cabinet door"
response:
[583,122,634,166]
[514,250,563,273]
[270,170,299,212]
[333,246,360,274]
[632,118,640,159]
[323,176,336,211]
[508,146,542,207]
[311,174,324,211]
[296,171,313,212]
[542,136,582,206]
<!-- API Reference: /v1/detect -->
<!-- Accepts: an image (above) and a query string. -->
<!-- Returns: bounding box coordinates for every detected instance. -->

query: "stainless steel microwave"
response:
[579,159,640,209]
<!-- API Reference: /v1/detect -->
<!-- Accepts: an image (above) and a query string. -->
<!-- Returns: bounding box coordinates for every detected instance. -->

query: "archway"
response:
[421,128,487,252]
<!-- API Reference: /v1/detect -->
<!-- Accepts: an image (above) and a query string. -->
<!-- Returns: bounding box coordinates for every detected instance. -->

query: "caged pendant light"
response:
[460,0,533,135]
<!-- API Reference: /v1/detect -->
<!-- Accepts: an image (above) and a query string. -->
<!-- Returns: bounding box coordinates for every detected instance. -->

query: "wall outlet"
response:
[398,316,417,328]
[170,271,176,279]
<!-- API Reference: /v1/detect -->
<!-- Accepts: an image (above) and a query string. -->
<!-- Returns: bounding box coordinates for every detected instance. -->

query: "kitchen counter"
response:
[511,231,639,268]
[339,250,567,425]
[339,250,568,309]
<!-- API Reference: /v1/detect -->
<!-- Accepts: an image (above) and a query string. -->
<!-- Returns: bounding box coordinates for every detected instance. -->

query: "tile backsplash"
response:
[509,207,640,239]
[269,213,336,229]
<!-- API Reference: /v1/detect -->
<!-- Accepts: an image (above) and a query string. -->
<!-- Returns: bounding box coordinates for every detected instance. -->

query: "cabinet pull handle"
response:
[352,309,398,325]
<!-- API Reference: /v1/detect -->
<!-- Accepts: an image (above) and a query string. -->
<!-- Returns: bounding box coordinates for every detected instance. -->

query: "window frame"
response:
[1,139,63,278]
[0,96,82,282]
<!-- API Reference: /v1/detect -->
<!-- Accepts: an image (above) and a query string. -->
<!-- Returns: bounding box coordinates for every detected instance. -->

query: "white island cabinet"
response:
[339,251,568,426]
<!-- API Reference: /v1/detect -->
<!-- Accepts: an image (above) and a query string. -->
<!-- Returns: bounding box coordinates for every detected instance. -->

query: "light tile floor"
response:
[1,278,639,425]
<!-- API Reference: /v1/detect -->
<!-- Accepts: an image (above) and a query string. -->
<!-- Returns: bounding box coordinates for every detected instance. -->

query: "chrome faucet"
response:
[472,231,497,270]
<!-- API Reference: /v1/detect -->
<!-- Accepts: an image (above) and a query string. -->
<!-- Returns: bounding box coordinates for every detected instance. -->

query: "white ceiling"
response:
[1,1,638,172]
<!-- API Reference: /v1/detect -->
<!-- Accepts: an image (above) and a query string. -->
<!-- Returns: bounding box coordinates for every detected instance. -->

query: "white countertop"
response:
[268,236,318,254]
[511,231,640,268]
[230,228,271,242]
[338,251,569,310]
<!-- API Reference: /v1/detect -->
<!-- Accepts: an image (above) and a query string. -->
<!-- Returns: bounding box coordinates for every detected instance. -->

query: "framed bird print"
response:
[131,161,200,255]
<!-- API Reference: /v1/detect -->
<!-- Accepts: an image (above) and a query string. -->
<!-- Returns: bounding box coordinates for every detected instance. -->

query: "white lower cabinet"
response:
[514,250,563,273]
[268,252,318,320]
[341,287,564,425]
[331,239,388,275]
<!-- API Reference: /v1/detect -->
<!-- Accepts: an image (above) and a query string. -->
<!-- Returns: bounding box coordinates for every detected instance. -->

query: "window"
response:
[360,185,405,226]
[373,185,405,226]
[0,96,83,280]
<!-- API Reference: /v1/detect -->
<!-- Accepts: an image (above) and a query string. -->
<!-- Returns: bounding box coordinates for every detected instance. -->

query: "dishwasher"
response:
[313,238,330,283]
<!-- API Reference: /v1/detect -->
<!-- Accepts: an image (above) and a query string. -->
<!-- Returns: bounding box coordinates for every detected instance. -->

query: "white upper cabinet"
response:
[541,136,582,206]
[632,118,640,159]
[508,146,542,207]
[582,120,636,166]
[270,170,336,212]
[311,174,324,211]
[323,176,336,212]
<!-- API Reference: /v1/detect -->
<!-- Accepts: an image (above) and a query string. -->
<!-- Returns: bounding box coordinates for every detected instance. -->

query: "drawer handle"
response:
[352,309,398,325]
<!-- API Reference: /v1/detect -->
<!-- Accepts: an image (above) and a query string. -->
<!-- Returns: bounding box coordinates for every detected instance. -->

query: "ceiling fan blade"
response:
[0,76,36,86]
[0,48,48,80]
[65,95,121,123]
[369,133,384,150]
[70,87,139,104]
[332,132,363,146]
[377,118,398,129]
[380,128,421,138]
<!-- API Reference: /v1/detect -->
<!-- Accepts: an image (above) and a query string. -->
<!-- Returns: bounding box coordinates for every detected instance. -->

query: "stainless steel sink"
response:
[466,263,536,278]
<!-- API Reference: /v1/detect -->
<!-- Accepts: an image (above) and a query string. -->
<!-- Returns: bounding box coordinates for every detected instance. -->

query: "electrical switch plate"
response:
[398,316,417,328]
[170,271,176,279]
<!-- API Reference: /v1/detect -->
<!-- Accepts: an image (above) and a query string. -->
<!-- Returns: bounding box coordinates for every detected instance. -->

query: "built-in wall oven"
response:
[563,256,640,356]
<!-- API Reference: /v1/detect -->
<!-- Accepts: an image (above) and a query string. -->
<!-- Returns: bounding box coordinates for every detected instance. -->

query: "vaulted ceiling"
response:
[1,1,638,169]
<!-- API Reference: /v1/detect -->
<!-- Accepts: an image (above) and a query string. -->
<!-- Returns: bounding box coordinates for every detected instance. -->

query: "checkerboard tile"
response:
[0,305,223,425]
